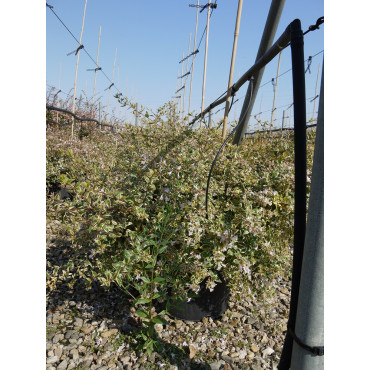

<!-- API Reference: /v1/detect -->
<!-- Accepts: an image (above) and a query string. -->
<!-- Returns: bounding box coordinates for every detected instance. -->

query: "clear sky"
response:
[46,0,324,129]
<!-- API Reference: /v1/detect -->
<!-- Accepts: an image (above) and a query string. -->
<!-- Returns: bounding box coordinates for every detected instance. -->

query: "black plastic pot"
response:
[167,274,229,322]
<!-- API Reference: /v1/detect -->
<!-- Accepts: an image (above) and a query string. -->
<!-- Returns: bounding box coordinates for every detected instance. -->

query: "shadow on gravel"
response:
[47,237,212,369]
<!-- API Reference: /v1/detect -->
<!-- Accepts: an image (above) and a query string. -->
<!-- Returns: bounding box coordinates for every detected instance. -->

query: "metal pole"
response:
[271,51,282,126]
[200,0,212,126]
[71,0,88,138]
[281,109,285,136]
[106,48,117,122]
[232,0,286,144]
[177,70,180,114]
[278,18,307,370]
[117,62,121,126]
[188,0,200,117]
[183,33,192,122]
[312,62,321,122]
[92,25,102,111]
[291,61,324,370]
[180,53,184,117]
[222,0,244,139]
[99,101,101,130]
[56,61,61,123]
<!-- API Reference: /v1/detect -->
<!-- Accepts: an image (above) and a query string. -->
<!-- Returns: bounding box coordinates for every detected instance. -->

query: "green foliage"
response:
[46,108,315,354]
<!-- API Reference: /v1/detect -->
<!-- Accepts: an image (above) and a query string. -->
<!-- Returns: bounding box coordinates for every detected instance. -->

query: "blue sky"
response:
[46,0,324,129]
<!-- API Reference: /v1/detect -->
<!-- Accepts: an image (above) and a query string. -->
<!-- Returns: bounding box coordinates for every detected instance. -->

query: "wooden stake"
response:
[270,51,282,126]
[106,48,117,122]
[183,33,192,122]
[312,62,321,121]
[71,0,88,138]
[222,0,244,139]
[188,0,200,118]
[92,25,102,112]
[200,0,212,127]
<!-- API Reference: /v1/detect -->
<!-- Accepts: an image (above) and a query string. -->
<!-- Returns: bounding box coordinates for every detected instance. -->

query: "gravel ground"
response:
[46,221,292,370]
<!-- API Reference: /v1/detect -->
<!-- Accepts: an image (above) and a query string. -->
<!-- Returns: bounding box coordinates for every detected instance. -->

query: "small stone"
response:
[247,352,255,361]
[48,350,54,357]
[54,347,63,357]
[121,356,130,365]
[222,364,233,370]
[230,352,239,358]
[238,350,247,360]
[101,328,118,338]
[261,334,268,344]
[81,326,93,335]
[209,360,225,370]
[74,318,83,327]
[251,344,259,353]
[221,350,230,357]
[262,346,274,358]
[53,334,64,344]
[57,360,68,370]
[280,287,289,295]
[189,344,197,359]
[154,324,163,333]
[47,356,60,364]
[208,349,216,357]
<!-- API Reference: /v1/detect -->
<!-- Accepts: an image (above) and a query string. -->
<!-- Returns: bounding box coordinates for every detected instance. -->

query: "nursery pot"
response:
[167,274,229,322]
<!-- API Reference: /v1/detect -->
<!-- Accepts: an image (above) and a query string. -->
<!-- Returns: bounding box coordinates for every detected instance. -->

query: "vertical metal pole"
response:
[106,48,117,122]
[222,0,244,139]
[281,109,285,136]
[291,61,324,370]
[233,0,286,144]
[271,51,282,126]
[188,0,200,117]
[312,62,321,122]
[183,33,192,122]
[56,61,61,123]
[180,54,184,118]
[117,62,121,126]
[278,18,307,370]
[200,0,212,126]
[176,71,180,114]
[71,0,88,138]
[92,25,102,113]
[99,102,101,130]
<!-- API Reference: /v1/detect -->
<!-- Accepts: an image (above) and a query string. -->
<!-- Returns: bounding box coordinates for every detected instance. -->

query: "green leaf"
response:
[153,277,165,283]
[158,245,167,254]
[140,276,151,284]
[152,316,168,325]
[134,298,151,305]
[135,310,149,318]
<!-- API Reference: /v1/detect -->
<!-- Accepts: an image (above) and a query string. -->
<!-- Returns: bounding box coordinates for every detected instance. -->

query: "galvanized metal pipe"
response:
[291,61,324,370]
[232,0,286,144]
[222,0,244,139]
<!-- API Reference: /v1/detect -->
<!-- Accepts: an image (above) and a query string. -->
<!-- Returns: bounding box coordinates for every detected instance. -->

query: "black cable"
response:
[205,77,254,219]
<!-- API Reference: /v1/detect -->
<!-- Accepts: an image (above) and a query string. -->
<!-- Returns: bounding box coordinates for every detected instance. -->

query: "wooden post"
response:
[200,0,212,127]
[183,33,192,122]
[270,51,282,126]
[222,0,244,139]
[106,48,117,123]
[92,25,102,114]
[71,0,88,138]
[312,62,321,122]
[188,0,200,118]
